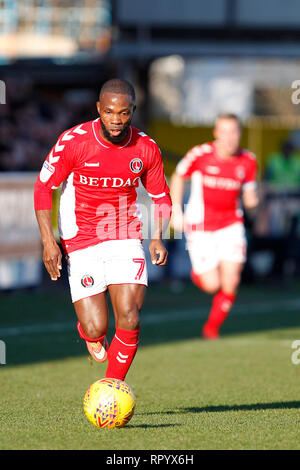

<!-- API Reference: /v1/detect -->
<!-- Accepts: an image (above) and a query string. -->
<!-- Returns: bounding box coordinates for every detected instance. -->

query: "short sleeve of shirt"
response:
[141,142,169,198]
[175,146,201,179]
[38,130,76,190]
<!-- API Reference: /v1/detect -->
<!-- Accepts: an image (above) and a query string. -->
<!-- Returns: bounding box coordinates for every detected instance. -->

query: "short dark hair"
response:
[99,78,136,102]
[215,113,242,128]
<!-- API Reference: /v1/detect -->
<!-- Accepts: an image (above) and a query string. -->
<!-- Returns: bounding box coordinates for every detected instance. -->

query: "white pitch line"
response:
[0,321,75,337]
[0,297,300,338]
[141,297,300,325]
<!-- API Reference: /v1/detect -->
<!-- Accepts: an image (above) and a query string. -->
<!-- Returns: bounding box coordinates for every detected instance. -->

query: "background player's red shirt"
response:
[34,119,169,254]
[175,142,257,232]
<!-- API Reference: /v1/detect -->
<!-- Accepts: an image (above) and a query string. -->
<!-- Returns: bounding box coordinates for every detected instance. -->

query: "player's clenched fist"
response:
[149,239,168,266]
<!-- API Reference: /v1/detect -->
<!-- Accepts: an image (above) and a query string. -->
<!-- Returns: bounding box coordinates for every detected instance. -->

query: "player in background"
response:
[34,79,172,380]
[170,114,259,339]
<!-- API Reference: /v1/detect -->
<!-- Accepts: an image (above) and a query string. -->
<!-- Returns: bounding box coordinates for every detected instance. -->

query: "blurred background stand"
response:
[0,172,42,290]
[2,0,300,289]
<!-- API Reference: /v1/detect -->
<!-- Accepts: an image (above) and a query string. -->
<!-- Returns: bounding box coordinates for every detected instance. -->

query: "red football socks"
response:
[105,327,140,381]
[191,269,203,290]
[206,290,236,330]
[190,270,236,336]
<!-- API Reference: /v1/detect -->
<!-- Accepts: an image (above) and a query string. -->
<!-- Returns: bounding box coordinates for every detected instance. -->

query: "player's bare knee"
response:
[119,307,140,330]
[207,285,220,295]
[82,320,107,339]
[222,277,240,295]
[202,281,221,295]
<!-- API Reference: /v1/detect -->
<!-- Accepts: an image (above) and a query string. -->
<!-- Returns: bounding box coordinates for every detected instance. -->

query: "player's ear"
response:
[96,101,101,115]
[132,104,136,115]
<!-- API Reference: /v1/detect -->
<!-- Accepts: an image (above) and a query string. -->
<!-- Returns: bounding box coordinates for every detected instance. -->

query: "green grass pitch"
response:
[0,281,300,450]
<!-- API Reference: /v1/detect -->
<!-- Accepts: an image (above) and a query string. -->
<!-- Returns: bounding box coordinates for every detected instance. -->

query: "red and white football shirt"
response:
[34,119,169,254]
[175,142,257,232]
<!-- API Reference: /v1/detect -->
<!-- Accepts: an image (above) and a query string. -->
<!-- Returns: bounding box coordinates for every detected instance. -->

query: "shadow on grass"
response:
[128,423,181,429]
[139,400,300,416]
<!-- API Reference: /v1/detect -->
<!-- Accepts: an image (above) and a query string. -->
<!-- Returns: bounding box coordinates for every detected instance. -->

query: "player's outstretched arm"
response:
[35,209,62,281]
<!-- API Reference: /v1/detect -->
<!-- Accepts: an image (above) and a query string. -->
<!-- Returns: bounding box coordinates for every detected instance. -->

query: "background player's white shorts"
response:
[67,239,148,303]
[186,222,247,275]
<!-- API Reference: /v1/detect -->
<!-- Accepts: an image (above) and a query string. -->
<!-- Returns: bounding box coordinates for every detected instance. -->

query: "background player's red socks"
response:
[105,327,140,381]
[204,290,236,333]
[191,269,203,290]
[77,321,107,343]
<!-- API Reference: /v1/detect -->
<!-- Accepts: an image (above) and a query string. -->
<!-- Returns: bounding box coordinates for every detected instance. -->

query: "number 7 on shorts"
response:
[133,258,145,280]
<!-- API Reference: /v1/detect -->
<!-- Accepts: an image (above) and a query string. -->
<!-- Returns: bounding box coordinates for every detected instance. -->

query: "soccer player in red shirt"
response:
[34,79,172,380]
[170,114,259,339]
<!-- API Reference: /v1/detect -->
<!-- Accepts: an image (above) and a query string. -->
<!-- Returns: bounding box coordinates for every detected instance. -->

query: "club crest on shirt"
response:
[130,158,143,173]
[81,275,94,288]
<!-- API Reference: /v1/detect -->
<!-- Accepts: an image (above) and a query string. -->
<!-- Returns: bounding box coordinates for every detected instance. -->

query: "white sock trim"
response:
[115,334,139,347]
